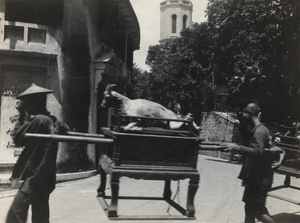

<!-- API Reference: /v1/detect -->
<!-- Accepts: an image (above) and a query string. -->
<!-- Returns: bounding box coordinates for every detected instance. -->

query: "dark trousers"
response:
[243,187,275,223]
[245,202,270,223]
[6,190,50,223]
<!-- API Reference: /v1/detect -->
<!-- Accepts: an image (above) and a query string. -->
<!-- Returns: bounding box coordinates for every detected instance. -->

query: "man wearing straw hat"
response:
[6,83,69,223]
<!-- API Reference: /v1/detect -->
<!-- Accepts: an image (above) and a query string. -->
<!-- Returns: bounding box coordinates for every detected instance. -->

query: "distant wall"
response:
[200,112,241,160]
[200,112,240,142]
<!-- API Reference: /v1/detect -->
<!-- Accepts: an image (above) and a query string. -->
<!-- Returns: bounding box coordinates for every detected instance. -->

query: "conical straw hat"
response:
[16,83,54,99]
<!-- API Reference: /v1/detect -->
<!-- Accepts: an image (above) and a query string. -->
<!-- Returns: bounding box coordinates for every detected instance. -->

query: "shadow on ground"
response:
[205,158,242,165]
[273,212,300,223]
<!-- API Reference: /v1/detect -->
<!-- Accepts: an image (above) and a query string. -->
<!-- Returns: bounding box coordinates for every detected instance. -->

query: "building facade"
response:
[159,0,193,44]
[0,0,140,173]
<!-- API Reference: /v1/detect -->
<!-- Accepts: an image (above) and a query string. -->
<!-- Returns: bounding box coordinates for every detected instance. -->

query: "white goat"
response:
[101,84,200,131]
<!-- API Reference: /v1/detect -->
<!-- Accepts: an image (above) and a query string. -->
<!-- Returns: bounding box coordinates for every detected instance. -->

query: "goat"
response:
[100,84,201,131]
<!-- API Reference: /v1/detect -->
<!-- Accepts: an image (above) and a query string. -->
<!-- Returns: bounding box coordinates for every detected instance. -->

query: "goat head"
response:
[100,84,117,108]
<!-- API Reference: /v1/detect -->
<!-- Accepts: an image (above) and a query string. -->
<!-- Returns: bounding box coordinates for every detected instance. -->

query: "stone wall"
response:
[200,112,240,143]
[200,112,241,160]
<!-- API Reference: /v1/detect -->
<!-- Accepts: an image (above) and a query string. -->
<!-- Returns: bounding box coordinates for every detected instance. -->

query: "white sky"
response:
[129,0,209,71]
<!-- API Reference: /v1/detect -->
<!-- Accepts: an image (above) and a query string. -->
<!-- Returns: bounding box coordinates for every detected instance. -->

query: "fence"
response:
[214,102,236,113]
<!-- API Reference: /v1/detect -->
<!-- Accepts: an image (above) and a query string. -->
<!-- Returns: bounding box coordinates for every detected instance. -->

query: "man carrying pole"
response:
[6,83,69,223]
[221,102,284,223]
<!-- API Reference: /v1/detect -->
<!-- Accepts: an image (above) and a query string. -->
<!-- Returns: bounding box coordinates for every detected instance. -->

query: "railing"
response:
[267,122,291,135]
[214,102,236,113]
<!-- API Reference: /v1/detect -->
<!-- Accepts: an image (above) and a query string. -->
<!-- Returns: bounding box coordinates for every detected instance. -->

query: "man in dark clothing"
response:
[222,102,283,223]
[6,83,68,223]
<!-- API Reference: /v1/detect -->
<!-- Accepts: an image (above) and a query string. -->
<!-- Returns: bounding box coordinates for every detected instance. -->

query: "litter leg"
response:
[186,176,199,217]
[108,175,119,217]
[97,165,107,197]
[163,180,172,200]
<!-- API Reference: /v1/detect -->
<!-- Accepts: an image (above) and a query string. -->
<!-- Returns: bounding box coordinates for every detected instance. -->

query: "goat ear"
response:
[106,84,117,95]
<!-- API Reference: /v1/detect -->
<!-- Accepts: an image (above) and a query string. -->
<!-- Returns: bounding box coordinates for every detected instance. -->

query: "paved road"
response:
[1,155,299,223]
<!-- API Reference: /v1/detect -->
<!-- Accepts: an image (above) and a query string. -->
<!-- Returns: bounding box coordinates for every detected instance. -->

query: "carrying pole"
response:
[198,142,227,151]
[25,133,113,144]
[66,131,105,138]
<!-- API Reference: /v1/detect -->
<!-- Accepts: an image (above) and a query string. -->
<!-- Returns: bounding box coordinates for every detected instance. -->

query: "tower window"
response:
[183,15,188,29]
[172,14,177,33]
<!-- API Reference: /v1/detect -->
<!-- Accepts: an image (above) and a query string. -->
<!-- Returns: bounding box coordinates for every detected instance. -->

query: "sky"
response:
[129,0,209,71]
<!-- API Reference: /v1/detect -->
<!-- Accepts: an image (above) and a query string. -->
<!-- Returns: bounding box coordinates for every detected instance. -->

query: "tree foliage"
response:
[132,0,300,123]
[137,23,215,121]
[206,0,300,121]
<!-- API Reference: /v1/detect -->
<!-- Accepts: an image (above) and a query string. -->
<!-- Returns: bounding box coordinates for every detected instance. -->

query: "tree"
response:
[133,0,300,123]
[140,23,217,122]
[206,0,300,122]
[130,63,152,99]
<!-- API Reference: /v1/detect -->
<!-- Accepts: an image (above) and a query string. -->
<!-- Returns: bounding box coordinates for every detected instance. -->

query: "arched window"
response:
[172,14,177,33]
[183,15,188,29]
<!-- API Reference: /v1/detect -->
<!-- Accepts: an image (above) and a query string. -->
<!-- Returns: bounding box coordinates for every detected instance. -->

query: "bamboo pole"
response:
[25,133,113,144]
[66,131,105,138]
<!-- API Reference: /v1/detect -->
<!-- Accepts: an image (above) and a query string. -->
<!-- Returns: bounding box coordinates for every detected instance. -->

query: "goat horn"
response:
[105,84,117,94]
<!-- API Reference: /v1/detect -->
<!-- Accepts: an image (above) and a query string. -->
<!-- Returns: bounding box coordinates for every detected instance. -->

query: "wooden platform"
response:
[268,135,300,205]
[97,126,200,220]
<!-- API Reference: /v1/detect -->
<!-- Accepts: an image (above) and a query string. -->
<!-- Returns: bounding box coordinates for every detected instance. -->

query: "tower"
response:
[159,0,193,45]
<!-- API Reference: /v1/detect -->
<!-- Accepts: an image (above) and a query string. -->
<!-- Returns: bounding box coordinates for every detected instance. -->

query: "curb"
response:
[0,170,98,199]
[56,170,97,183]
[0,189,19,198]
